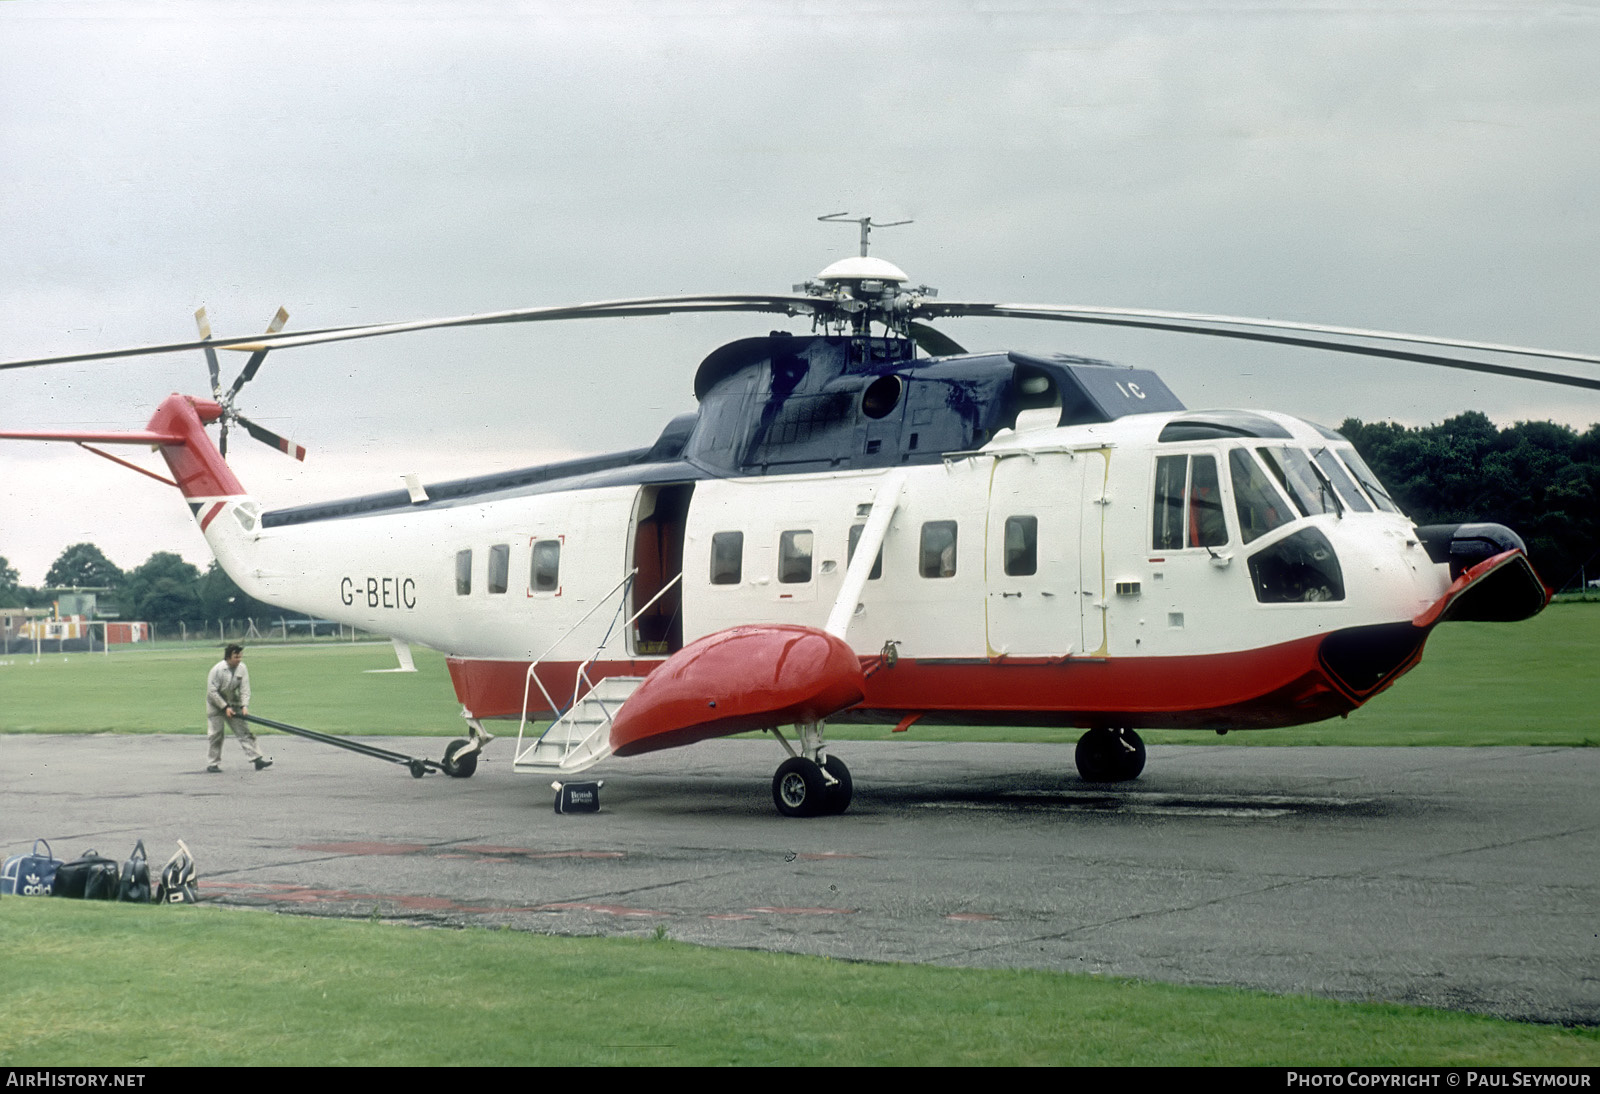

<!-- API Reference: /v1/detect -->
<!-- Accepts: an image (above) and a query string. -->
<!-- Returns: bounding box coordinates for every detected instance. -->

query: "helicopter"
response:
[4,215,1595,817]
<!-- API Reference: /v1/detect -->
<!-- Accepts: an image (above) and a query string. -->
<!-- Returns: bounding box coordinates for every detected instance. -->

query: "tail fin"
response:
[143,394,245,506]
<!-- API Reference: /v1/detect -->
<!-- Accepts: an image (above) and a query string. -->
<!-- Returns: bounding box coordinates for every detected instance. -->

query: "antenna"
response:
[818,212,912,257]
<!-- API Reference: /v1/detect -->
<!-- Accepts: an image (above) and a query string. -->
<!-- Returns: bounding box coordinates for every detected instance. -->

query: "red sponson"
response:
[607,625,866,757]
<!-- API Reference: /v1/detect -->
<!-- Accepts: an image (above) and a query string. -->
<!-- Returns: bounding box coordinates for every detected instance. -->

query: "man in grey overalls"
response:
[205,644,272,772]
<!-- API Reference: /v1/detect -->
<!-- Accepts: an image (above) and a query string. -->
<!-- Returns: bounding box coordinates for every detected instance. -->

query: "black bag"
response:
[54,850,121,900]
[118,840,152,903]
[553,779,602,814]
[155,840,198,905]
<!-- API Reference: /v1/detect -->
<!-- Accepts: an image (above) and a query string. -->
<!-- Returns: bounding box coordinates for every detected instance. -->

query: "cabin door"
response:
[985,453,1085,657]
[628,483,694,656]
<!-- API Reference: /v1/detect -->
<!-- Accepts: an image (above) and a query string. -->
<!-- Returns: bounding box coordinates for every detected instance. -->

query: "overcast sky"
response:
[3,0,1598,584]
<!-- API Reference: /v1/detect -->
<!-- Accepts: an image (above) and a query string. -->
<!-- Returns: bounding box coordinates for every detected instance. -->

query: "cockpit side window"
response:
[1189,455,1227,547]
[1153,456,1186,550]
[1153,454,1228,550]
[1229,448,1293,545]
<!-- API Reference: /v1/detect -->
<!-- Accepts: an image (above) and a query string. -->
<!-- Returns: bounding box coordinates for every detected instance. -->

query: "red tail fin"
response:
[144,394,244,499]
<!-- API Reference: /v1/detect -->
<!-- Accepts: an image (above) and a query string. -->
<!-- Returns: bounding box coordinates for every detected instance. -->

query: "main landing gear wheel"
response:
[773,757,829,818]
[442,738,478,778]
[1075,727,1146,783]
[820,754,853,815]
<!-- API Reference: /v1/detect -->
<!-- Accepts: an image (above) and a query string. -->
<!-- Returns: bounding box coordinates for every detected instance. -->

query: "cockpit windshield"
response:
[1228,448,1294,544]
[1310,447,1372,513]
[1332,445,1401,514]
[1256,446,1341,518]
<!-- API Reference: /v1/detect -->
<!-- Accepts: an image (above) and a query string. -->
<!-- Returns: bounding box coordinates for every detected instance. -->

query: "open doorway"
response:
[629,483,694,655]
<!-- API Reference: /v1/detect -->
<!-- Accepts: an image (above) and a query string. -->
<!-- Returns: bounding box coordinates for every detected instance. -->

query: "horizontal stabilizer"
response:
[0,428,184,445]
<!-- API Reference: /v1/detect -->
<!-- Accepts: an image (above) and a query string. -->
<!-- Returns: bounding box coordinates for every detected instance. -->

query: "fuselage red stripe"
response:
[444,626,1425,733]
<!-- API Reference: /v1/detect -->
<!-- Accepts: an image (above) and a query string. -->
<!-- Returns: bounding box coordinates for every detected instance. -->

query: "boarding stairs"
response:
[511,673,643,776]
[510,568,679,778]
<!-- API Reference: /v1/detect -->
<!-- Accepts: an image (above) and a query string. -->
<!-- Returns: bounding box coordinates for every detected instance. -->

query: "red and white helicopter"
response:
[5,216,1594,816]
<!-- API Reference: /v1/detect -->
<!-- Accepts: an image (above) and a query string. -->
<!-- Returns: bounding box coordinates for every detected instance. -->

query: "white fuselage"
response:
[199,410,1451,698]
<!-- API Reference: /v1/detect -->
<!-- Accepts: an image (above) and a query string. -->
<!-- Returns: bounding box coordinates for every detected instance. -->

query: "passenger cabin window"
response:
[710,532,743,585]
[1003,516,1037,576]
[1153,455,1228,550]
[920,521,958,578]
[846,524,884,580]
[455,549,472,596]
[779,530,813,584]
[487,544,510,594]
[1228,449,1293,544]
[530,540,561,593]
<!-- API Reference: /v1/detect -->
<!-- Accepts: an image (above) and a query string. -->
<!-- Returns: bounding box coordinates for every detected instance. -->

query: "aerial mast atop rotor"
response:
[817,211,913,257]
[802,213,935,343]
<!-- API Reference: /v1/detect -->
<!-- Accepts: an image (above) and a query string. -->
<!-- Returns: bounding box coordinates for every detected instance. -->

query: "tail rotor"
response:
[194,306,305,462]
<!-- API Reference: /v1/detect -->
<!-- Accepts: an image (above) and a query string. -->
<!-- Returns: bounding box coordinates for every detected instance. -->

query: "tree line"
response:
[1338,413,1600,591]
[0,544,282,632]
[3,412,1597,627]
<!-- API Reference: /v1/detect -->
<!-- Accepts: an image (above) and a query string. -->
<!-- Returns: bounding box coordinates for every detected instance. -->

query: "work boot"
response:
[206,763,222,774]
[254,756,273,770]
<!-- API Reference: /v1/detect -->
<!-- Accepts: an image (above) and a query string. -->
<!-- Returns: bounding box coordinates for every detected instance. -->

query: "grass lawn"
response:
[1,604,1595,745]
[1,900,1594,1067]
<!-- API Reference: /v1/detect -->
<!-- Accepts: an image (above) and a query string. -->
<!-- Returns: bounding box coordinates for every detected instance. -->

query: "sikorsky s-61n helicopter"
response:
[5,215,1595,816]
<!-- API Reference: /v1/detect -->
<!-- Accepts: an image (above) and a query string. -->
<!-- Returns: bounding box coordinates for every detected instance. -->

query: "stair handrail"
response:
[515,569,636,761]
[513,568,686,764]
[565,571,684,734]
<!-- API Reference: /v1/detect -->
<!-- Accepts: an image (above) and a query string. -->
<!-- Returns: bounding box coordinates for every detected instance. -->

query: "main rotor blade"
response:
[234,412,307,461]
[918,302,1600,391]
[0,294,823,371]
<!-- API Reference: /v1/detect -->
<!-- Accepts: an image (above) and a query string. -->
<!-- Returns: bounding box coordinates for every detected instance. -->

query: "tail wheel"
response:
[773,757,827,818]
[442,738,478,778]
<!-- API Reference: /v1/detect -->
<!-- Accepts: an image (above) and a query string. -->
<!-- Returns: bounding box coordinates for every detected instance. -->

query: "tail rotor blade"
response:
[195,307,221,397]
[225,308,290,402]
[219,416,230,459]
[234,412,307,461]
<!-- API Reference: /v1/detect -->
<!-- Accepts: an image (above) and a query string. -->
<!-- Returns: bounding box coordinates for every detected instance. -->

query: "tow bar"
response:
[240,713,445,779]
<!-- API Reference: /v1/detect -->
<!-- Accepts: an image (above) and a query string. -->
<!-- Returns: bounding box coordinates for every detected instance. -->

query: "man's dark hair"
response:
[224,644,244,659]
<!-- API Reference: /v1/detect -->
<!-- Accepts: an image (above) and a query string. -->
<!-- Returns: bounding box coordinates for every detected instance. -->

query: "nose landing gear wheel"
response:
[773,757,828,818]
[1075,727,1146,782]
